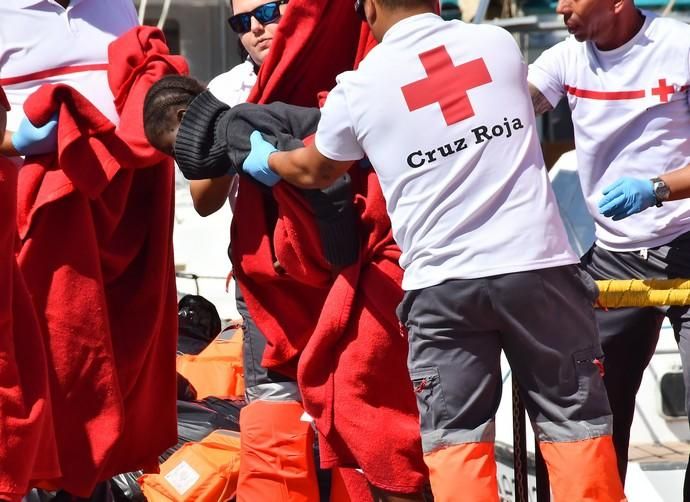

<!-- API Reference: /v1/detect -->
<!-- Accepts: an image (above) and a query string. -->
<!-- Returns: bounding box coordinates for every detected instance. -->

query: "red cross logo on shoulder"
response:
[401,45,493,126]
[651,78,676,103]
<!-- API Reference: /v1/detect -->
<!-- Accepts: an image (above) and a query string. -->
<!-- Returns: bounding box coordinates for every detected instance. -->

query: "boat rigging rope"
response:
[595,279,690,308]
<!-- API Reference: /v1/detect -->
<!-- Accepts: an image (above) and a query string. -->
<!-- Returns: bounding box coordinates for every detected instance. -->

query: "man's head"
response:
[143,76,206,156]
[228,0,288,66]
[356,0,436,42]
[555,0,638,48]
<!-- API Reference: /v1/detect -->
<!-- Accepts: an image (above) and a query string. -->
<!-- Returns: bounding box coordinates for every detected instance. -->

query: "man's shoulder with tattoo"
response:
[528,83,554,115]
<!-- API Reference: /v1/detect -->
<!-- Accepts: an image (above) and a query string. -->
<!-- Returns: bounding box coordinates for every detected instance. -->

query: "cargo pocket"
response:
[410,367,449,435]
[573,348,608,413]
[574,266,600,304]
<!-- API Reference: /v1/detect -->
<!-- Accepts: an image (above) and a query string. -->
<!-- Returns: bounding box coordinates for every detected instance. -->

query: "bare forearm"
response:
[189,176,234,216]
[268,144,346,189]
[660,163,690,201]
[0,130,19,156]
[528,83,554,116]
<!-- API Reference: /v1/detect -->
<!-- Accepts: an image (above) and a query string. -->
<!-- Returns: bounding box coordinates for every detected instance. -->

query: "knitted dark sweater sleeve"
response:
[224,102,359,268]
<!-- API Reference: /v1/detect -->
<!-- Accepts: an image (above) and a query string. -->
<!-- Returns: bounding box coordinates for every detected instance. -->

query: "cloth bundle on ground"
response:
[15,26,187,496]
[0,153,60,501]
[231,0,426,494]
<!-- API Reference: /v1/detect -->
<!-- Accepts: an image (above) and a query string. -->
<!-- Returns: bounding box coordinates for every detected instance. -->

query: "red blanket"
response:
[0,155,60,502]
[16,27,187,496]
[233,0,426,494]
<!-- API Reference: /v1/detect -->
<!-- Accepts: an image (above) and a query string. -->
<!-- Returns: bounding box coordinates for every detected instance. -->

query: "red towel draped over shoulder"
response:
[232,1,426,493]
[16,27,187,496]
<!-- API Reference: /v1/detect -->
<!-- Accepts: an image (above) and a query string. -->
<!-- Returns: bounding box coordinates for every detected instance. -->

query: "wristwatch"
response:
[651,177,670,207]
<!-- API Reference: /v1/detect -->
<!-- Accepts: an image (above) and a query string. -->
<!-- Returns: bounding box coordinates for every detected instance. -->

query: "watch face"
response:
[654,180,671,201]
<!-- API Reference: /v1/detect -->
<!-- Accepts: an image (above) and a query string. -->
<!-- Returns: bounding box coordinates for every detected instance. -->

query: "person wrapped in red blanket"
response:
[0,87,60,502]
[142,68,427,499]
[13,27,187,496]
[226,0,429,499]
[143,75,360,272]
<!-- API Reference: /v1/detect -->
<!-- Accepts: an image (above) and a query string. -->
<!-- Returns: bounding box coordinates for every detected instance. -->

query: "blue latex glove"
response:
[242,130,281,186]
[11,113,58,156]
[598,177,656,221]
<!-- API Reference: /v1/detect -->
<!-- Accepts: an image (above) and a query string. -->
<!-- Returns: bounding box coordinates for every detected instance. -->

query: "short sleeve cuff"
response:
[527,65,564,109]
[314,131,364,162]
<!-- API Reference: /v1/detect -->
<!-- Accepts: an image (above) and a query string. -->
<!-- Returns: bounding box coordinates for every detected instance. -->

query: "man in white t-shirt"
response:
[528,0,690,488]
[241,0,626,500]
[0,0,138,157]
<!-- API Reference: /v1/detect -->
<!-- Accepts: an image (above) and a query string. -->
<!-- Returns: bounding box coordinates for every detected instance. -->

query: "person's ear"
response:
[366,0,377,25]
[176,108,186,124]
[612,0,626,14]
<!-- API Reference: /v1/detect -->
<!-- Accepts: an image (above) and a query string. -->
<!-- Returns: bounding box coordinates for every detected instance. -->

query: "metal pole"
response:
[473,0,491,23]
[512,375,529,502]
[218,0,229,72]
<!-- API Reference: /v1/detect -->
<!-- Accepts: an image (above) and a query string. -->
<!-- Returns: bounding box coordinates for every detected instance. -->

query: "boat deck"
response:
[630,442,690,466]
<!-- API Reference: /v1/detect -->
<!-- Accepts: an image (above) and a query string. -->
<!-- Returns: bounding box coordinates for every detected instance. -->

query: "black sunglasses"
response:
[228,0,288,34]
[354,0,366,21]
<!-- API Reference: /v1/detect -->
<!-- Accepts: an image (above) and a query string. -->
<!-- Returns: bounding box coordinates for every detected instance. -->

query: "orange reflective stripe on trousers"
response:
[539,435,627,502]
[236,400,319,502]
[424,442,499,502]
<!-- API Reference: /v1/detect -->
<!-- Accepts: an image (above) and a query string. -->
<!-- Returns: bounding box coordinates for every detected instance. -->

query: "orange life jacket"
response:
[139,429,241,502]
[177,328,245,399]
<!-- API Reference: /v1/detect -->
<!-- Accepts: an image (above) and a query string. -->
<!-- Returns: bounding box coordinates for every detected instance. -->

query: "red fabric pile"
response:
[233,0,426,494]
[0,148,59,501]
[15,27,187,496]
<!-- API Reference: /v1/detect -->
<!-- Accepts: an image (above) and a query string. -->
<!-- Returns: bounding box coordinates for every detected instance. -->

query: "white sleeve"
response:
[314,83,365,162]
[527,41,569,108]
[117,0,140,27]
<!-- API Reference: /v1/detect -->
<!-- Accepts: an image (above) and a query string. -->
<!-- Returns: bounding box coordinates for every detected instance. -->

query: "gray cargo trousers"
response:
[397,264,613,454]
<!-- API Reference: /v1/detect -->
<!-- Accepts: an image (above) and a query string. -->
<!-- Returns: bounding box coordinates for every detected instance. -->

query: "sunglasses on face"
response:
[354,0,366,21]
[227,0,288,34]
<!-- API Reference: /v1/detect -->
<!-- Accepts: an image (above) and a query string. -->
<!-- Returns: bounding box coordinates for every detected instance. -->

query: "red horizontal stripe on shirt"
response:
[0,63,109,86]
[564,85,645,100]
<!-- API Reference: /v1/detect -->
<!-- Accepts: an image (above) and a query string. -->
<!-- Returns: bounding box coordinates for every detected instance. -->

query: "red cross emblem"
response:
[651,78,675,103]
[401,46,492,125]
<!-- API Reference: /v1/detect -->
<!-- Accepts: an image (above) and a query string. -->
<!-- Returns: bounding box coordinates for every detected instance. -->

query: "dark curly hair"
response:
[143,75,206,146]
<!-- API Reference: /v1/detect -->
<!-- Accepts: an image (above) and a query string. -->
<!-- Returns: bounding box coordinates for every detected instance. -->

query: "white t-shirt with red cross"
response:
[315,13,576,290]
[0,0,138,132]
[528,12,690,252]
